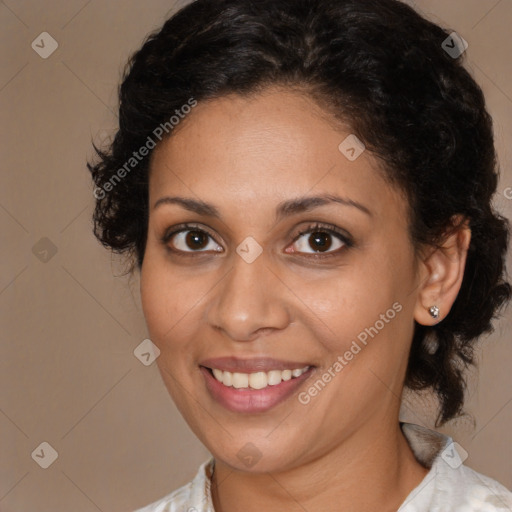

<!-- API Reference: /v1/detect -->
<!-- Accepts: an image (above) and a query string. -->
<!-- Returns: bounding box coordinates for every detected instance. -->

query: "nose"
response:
[205,252,291,342]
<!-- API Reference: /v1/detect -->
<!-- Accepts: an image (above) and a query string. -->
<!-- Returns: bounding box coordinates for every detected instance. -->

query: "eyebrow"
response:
[153,194,372,219]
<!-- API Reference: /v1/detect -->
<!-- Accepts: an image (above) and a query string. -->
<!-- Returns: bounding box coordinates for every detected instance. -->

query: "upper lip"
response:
[200,357,313,373]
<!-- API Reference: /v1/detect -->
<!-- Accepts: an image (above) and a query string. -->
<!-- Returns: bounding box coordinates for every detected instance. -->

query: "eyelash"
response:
[293,223,354,258]
[160,222,354,259]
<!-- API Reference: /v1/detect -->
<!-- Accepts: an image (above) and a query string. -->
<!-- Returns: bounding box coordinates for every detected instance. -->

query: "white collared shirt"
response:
[134,423,512,511]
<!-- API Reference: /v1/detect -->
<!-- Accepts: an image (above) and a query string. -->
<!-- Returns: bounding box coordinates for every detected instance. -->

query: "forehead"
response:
[148,88,407,221]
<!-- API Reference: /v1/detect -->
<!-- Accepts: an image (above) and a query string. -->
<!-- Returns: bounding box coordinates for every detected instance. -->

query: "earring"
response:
[428,305,440,319]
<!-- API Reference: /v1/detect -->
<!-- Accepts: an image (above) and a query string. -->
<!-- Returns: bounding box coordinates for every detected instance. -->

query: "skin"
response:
[140,86,471,512]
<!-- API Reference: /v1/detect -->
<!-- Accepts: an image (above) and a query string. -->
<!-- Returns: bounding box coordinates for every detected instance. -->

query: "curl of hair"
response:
[88,0,511,424]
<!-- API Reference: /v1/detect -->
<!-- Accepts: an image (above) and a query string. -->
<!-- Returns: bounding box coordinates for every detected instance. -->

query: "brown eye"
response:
[185,230,209,250]
[166,228,223,253]
[308,231,333,252]
[290,226,348,255]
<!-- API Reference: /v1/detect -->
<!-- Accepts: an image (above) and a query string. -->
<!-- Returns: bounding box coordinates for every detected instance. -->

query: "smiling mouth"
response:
[200,360,315,413]
[203,366,311,390]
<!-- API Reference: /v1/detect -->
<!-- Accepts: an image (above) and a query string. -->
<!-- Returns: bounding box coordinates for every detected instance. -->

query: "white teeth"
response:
[211,366,310,389]
[223,371,232,386]
[232,372,249,389]
[281,369,292,381]
[267,370,282,386]
[249,372,267,389]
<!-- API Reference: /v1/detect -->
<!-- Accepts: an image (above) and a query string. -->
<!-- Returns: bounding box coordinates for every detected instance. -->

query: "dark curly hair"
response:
[88,0,511,425]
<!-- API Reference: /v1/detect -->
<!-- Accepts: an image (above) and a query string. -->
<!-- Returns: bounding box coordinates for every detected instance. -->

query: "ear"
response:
[414,216,471,326]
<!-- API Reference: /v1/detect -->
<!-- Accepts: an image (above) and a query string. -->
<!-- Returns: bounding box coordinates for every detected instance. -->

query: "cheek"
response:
[140,261,166,337]
[140,260,201,409]
[140,252,211,353]
[301,250,415,370]
[140,255,184,346]
[304,269,396,336]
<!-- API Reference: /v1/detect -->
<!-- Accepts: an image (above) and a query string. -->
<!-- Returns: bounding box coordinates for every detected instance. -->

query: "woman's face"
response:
[141,87,422,472]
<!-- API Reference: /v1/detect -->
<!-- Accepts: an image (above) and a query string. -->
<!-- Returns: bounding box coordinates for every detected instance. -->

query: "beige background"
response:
[1,1,511,511]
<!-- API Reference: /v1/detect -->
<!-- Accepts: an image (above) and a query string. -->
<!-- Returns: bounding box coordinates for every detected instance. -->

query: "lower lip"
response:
[200,366,314,413]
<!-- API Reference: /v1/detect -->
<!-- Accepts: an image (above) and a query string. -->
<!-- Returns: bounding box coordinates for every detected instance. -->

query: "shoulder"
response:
[400,423,512,511]
[440,464,512,511]
[133,458,215,512]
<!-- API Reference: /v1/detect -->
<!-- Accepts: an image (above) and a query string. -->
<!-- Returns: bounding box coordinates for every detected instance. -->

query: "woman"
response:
[88,0,512,510]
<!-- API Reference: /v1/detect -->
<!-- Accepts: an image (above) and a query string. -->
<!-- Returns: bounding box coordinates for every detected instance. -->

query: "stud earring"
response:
[428,305,440,319]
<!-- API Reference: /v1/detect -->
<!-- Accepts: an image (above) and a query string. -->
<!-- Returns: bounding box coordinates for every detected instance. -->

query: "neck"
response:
[211,420,429,512]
